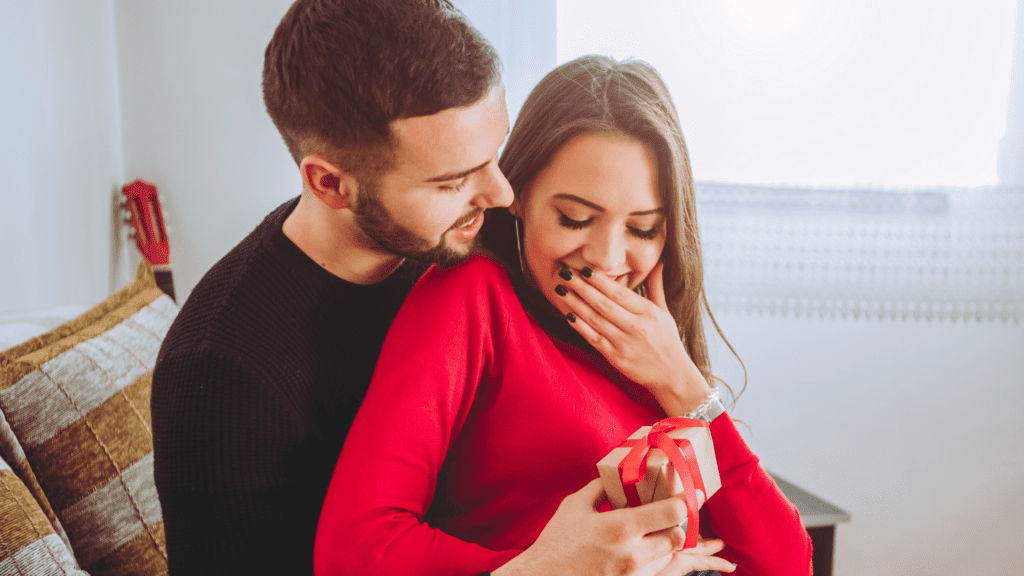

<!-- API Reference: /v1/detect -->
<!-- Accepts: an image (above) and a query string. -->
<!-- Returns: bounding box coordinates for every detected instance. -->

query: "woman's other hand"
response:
[655,539,736,576]
[556,262,711,416]
[495,480,733,576]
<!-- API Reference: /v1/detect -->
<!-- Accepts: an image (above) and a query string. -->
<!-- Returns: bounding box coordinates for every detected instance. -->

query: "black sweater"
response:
[151,198,424,575]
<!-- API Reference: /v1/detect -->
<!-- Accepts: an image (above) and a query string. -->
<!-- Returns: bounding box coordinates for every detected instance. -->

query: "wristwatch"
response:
[683,387,726,422]
[698,396,726,422]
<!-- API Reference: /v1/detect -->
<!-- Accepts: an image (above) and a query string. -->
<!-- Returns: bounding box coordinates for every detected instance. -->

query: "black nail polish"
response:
[558,266,573,281]
[566,312,576,323]
[580,267,593,278]
[554,284,568,297]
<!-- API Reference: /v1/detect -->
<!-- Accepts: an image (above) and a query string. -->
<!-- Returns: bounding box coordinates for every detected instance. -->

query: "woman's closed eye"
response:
[558,211,661,240]
[628,226,660,240]
[557,212,592,230]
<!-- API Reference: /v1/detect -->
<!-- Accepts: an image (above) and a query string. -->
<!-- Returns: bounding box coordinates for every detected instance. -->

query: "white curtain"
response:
[558,0,1024,322]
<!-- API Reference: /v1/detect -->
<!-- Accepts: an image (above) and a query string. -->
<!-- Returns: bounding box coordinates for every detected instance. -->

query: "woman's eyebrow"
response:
[552,193,663,216]
[628,207,664,216]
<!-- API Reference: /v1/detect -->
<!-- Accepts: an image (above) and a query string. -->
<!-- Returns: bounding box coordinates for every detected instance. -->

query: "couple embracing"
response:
[151,1,812,575]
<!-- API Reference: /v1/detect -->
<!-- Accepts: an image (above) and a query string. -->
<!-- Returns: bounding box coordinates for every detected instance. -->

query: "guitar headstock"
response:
[122,179,169,266]
[122,179,176,301]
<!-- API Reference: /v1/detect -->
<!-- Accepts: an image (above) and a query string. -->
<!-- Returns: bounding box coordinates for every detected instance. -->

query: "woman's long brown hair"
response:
[483,55,745,403]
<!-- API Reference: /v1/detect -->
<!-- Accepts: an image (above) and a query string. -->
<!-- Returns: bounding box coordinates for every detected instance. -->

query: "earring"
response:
[514,217,525,275]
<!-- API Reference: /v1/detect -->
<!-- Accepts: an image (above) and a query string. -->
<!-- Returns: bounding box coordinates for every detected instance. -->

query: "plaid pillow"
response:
[0,451,87,575]
[0,262,176,575]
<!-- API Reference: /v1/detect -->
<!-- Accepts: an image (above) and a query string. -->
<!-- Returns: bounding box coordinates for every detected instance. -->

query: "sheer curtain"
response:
[558,0,1023,322]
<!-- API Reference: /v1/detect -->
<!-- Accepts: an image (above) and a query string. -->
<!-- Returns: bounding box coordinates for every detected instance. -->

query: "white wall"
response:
[1001,0,1024,184]
[710,314,1024,574]
[455,0,556,130]
[112,0,297,302]
[0,0,127,314]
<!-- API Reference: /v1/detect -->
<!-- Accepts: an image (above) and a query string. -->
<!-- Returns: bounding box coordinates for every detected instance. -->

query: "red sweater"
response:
[315,255,811,576]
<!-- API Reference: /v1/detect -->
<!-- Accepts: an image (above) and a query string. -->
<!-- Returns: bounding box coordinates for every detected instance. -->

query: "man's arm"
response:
[158,486,320,574]
[152,345,319,575]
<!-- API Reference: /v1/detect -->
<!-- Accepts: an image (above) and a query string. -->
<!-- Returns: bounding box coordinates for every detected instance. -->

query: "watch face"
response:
[701,399,726,422]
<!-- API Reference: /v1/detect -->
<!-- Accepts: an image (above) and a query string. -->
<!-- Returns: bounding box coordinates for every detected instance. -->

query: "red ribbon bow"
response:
[616,417,709,550]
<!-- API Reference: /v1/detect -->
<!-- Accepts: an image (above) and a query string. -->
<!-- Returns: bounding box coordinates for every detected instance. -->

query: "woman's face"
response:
[516,132,666,314]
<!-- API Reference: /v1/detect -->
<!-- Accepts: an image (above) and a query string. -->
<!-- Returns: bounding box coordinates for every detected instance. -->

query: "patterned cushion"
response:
[0,262,177,576]
[0,452,87,575]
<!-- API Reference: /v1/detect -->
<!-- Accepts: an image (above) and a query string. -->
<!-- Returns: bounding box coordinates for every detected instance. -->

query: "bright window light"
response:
[557,0,1018,188]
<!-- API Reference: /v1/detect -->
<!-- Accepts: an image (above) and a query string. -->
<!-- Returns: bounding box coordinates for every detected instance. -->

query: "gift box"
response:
[596,417,721,548]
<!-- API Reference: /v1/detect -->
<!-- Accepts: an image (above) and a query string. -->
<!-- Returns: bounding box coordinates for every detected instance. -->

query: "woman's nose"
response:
[582,228,625,273]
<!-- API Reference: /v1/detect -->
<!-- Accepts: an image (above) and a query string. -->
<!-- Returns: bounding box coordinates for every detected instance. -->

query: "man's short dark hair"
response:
[262,0,501,177]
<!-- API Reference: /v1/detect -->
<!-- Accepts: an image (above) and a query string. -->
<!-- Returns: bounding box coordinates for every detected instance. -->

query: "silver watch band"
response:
[699,397,726,422]
[681,386,726,422]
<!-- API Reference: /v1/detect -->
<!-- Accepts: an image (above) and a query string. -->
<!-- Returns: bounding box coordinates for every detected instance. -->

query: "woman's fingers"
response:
[646,262,669,310]
[562,301,618,354]
[655,539,736,575]
[563,264,651,318]
[555,273,630,342]
[655,548,737,575]
[688,538,726,555]
[554,262,702,404]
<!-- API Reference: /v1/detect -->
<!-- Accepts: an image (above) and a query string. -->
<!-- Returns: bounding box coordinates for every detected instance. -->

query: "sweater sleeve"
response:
[152,344,322,576]
[703,413,814,576]
[314,260,521,576]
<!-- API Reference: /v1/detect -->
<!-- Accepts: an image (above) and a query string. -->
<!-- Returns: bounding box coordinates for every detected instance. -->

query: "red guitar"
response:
[122,179,176,301]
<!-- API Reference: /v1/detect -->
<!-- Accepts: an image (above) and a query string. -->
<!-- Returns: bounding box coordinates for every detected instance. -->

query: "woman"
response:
[314,56,812,576]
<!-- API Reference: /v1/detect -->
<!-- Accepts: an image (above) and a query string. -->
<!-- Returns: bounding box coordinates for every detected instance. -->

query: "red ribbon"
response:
[616,417,709,549]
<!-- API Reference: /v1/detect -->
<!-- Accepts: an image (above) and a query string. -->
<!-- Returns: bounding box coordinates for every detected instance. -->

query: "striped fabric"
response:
[0,262,177,576]
[0,452,88,575]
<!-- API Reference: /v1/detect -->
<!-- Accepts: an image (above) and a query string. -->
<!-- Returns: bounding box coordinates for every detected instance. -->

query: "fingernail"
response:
[566,312,577,323]
[558,266,573,281]
[554,284,568,296]
[580,267,593,278]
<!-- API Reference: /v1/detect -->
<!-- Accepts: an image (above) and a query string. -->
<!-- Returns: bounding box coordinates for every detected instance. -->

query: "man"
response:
[152,1,699,574]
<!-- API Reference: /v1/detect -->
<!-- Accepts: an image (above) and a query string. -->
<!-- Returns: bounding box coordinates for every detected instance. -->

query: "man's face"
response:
[352,85,512,265]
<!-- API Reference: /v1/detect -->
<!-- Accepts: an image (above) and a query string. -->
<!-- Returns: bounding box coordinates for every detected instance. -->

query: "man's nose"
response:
[474,162,513,209]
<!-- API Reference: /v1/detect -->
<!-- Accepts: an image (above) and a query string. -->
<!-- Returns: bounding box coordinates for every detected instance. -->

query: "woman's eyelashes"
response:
[628,226,660,240]
[556,211,661,240]
[557,211,591,230]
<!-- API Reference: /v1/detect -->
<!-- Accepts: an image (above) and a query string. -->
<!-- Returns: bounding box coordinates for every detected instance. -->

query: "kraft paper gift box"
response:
[596,417,721,548]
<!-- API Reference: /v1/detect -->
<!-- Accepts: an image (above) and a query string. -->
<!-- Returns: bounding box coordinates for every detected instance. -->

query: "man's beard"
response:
[351,181,481,266]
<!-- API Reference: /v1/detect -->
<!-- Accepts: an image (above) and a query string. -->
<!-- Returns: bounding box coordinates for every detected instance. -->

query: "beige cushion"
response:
[0,452,87,575]
[0,262,176,576]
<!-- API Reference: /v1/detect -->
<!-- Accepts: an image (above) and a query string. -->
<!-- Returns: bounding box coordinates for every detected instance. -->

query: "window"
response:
[558,0,1023,321]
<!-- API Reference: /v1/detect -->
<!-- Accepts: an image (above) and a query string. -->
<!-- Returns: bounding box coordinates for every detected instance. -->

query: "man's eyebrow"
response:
[553,193,664,216]
[424,159,491,183]
[424,127,509,183]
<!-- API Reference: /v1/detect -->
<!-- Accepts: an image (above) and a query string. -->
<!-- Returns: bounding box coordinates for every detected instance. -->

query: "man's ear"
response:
[508,197,522,218]
[300,155,358,210]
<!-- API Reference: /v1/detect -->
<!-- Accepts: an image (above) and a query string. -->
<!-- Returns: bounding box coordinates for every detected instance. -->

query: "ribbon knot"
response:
[615,417,710,550]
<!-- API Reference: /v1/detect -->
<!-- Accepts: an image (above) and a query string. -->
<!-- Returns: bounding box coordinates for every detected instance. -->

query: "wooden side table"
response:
[770,473,851,576]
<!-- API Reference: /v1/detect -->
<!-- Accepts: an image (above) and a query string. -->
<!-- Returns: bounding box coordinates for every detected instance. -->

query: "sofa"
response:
[0,263,177,576]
